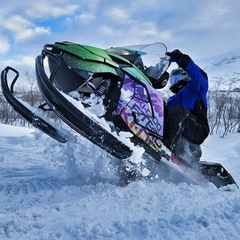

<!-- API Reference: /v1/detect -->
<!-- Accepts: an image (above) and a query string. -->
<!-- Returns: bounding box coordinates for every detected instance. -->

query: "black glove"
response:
[167,49,183,63]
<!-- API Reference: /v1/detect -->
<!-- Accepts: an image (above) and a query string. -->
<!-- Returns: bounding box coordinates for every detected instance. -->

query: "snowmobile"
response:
[1,41,238,188]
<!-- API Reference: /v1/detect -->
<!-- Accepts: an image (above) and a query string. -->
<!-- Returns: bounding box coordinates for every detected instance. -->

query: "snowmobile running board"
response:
[1,66,238,189]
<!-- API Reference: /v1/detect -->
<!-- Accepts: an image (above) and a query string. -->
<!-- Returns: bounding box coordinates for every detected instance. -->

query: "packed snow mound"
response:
[0,124,240,239]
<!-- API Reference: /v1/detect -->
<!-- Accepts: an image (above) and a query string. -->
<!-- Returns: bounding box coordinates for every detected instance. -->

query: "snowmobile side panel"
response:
[123,67,152,85]
[116,75,164,153]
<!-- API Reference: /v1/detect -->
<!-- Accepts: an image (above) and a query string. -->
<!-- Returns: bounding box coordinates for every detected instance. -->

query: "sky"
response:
[1,0,240,79]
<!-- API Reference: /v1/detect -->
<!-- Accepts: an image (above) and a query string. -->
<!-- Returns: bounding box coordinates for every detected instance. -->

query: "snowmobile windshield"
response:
[107,43,170,81]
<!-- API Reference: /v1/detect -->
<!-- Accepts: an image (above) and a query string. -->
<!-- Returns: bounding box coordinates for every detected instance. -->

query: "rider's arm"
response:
[169,50,208,87]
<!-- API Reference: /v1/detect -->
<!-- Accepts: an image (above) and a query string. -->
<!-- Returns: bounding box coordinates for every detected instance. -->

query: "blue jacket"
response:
[167,57,208,112]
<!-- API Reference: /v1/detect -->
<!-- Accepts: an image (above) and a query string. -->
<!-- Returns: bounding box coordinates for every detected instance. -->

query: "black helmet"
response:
[169,68,190,93]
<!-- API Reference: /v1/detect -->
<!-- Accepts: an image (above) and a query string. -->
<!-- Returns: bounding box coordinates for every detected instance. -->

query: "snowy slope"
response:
[201,51,240,90]
[0,124,240,239]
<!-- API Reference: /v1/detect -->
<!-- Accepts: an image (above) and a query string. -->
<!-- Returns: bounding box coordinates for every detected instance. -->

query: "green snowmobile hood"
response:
[55,41,121,67]
[54,41,152,85]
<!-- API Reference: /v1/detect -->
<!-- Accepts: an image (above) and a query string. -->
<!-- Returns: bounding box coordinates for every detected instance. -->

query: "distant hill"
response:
[201,52,240,91]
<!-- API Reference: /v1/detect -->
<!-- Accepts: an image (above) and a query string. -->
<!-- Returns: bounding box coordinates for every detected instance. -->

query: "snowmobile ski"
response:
[169,153,238,188]
[1,66,67,143]
[199,161,238,188]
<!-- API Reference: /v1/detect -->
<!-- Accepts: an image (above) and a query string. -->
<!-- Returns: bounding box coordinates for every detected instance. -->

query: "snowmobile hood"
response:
[49,41,169,85]
[45,41,152,86]
[54,41,120,68]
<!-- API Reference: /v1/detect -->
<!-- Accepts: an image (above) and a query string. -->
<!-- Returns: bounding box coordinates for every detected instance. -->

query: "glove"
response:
[166,49,183,63]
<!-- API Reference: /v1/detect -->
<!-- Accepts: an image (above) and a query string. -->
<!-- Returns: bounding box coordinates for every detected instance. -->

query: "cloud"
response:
[24,1,79,19]
[0,55,36,86]
[0,0,79,20]
[4,15,51,42]
[106,7,133,24]
[0,36,10,54]
[180,2,231,31]
[74,13,96,24]
[1,0,240,78]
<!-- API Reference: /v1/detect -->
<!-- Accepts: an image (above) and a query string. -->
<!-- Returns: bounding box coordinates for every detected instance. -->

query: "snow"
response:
[201,52,240,90]
[0,123,240,239]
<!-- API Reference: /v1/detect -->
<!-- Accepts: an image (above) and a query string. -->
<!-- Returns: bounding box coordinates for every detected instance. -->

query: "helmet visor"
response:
[170,74,188,85]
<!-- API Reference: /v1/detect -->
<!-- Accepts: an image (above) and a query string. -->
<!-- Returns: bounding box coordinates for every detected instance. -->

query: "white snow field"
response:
[0,123,240,239]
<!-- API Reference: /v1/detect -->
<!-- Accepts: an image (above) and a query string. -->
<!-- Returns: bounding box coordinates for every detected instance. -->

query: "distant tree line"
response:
[207,89,240,137]
[0,71,239,137]
[0,71,38,127]
[0,71,59,127]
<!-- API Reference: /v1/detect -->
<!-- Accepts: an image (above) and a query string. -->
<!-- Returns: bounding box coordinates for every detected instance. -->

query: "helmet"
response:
[169,68,190,93]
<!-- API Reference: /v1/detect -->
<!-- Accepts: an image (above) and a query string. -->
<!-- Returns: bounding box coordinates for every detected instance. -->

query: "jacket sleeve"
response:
[176,53,209,113]
[177,54,208,87]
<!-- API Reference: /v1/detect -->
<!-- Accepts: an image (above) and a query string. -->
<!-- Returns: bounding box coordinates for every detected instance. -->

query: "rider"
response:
[162,49,210,168]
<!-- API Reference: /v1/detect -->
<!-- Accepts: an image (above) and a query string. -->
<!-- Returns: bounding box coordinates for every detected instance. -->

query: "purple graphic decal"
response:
[116,75,164,152]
